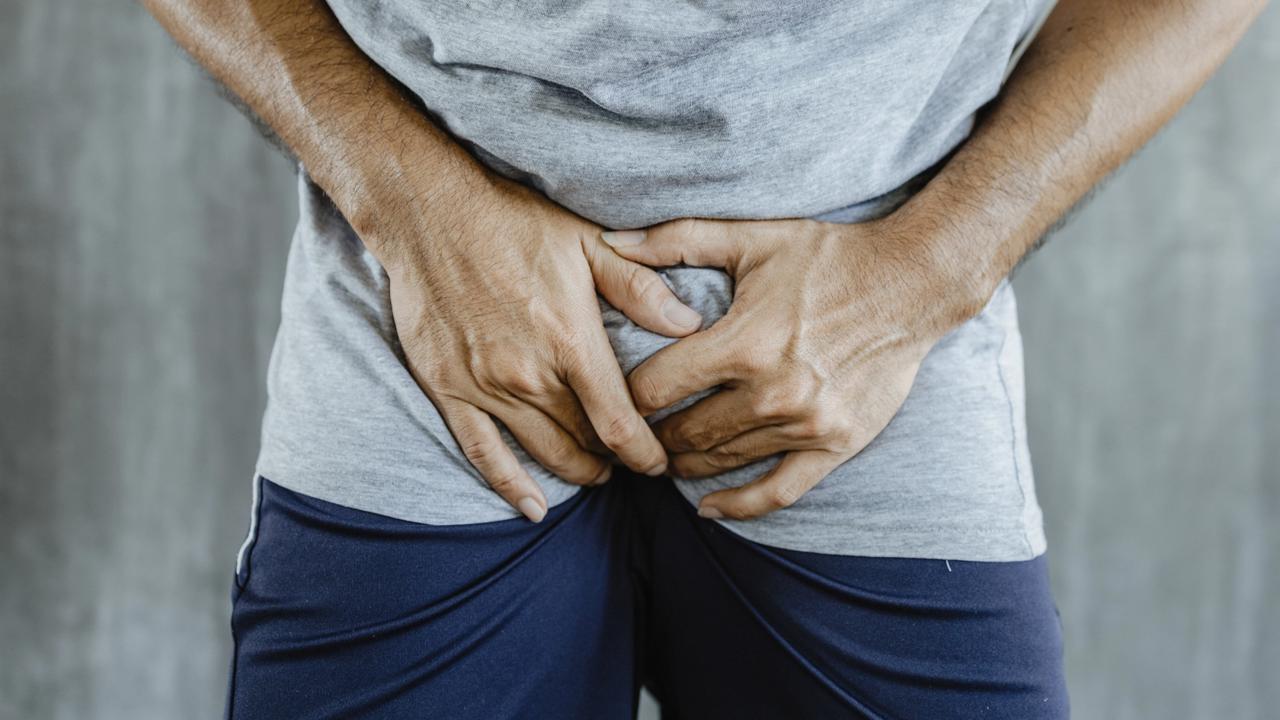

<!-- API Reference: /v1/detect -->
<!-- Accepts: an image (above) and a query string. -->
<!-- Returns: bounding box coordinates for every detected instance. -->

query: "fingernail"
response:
[698,505,724,519]
[601,230,646,247]
[517,497,546,523]
[644,461,668,477]
[662,299,702,330]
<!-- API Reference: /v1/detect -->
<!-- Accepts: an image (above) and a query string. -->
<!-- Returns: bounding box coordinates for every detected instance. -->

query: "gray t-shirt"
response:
[256,0,1055,561]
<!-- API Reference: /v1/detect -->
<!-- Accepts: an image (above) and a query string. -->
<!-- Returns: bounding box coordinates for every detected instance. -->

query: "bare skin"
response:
[605,0,1268,520]
[143,0,710,521]
[145,0,1267,523]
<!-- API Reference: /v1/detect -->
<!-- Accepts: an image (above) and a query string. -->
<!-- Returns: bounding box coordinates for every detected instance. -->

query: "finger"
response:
[672,404,865,477]
[600,218,744,271]
[669,424,819,478]
[523,385,608,456]
[669,446,766,479]
[496,399,613,487]
[436,398,548,522]
[562,337,669,476]
[654,388,768,453]
[696,450,847,520]
[627,324,737,415]
[583,235,703,338]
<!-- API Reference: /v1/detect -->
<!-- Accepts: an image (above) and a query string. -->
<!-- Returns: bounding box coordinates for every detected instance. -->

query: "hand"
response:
[367,175,705,522]
[603,217,981,520]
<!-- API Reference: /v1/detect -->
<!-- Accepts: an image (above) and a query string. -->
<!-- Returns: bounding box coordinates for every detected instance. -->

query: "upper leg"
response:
[227,477,639,720]
[634,478,1068,720]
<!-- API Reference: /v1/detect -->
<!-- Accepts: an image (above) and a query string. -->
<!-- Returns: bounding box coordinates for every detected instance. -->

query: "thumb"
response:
[601,218,744,272]
[583,236,704,338]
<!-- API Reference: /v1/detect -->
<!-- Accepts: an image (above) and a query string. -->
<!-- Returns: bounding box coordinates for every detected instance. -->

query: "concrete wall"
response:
[1,2,1276,717]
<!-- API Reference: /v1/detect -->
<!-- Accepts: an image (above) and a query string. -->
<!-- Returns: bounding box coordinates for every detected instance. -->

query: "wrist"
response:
[306,106,496,273]
[875,212,1004,336]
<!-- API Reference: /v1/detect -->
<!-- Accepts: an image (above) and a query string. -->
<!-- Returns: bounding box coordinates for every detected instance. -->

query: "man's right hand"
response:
[367,174,702,521]
[144,0,704,522]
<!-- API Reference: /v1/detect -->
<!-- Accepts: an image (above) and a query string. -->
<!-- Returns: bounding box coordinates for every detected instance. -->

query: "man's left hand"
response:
[602,216,982,520]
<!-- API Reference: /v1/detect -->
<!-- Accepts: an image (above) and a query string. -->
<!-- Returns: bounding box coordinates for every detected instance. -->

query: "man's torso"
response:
[255,0,1053,560]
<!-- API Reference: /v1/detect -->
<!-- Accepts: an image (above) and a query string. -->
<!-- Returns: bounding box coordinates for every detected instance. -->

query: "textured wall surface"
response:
[1,2,1276,718]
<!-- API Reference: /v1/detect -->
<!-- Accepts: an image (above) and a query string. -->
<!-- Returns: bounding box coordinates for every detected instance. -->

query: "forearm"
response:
[142,0,489,265]
[898,0,1268,321]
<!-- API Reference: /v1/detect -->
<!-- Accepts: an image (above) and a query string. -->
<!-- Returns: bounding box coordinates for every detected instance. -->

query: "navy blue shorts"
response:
[227,473,1068,719]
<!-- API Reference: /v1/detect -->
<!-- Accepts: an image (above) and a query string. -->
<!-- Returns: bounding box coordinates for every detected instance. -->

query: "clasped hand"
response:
[382,173,976,523]
[602,216,974,520]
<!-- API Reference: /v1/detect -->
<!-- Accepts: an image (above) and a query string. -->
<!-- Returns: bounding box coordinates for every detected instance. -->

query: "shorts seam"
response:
[234,475,264,590]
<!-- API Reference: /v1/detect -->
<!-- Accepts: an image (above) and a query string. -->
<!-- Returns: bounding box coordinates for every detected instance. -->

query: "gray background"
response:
[1,2,1276,718]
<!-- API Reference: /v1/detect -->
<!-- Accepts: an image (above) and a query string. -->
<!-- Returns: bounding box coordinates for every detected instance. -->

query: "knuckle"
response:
[728,330,783,376]
[683,451,746,478]
[734,349,771,376]
[774,394,805,418]
[558,341,599,379]
[655,423,687,452]
[765,483,801,510]
[495,369,542,397]
[539,439,578,472]
[699,452,734,472]
[802,405,848,439]
[523,294,562,330]
[798,416,830,439]
[709,450,746,470]
[485,472,520,496]
[554,329,592,361]
[470,351,518,394]
[598,413,639,449]
[460,437,497,467]
[751,388,798,420]
[472,377,506,400]
[830,415,857,442]
[687,429,718,453]
[834,425,871,455]
[625,266,661,302]
[788,369,821,405]
[476,354,554,398]
[630,374,664,413]
[418,366,451,392]
[666,421,710,452]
